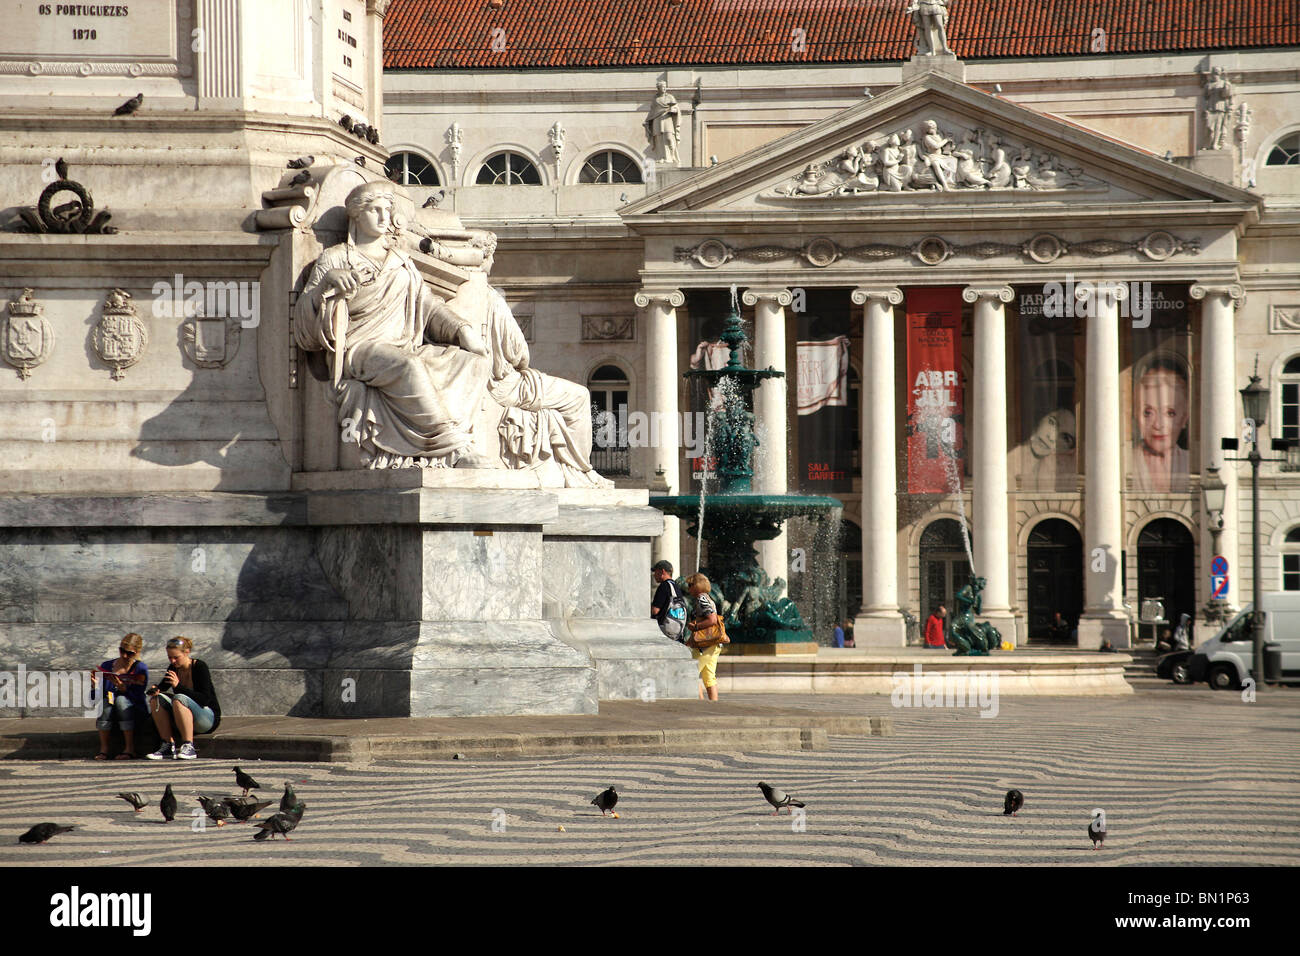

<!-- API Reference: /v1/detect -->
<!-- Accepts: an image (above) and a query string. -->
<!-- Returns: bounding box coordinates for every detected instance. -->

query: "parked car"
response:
[1187,593,1300,689]
[1156,649,1194,684]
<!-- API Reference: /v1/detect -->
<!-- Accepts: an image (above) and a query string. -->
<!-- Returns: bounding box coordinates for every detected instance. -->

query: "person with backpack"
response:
[651,560,689,641]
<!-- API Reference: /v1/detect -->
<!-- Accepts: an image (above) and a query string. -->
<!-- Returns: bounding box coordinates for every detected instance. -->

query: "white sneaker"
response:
[176,742,197,760]
[146,743,175,760]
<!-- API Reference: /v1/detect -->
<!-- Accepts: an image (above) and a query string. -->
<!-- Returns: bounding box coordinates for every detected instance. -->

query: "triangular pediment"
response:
[623,71,1257,219]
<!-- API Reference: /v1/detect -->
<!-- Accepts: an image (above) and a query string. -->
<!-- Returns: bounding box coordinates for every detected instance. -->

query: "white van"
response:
[1188,592,1300,689]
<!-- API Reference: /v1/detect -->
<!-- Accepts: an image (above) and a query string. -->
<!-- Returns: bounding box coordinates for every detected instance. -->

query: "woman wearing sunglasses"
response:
[145,636,222,760]
[88,633,149,760]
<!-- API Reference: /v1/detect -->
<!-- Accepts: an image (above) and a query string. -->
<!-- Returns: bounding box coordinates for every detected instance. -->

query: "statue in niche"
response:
[1200,66,1235,151]
[644,80,681,165]
[294,181,493,469]
[907,0,952,56]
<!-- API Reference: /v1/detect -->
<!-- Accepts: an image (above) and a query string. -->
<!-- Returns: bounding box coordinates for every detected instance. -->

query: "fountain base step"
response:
[722,642,820,656]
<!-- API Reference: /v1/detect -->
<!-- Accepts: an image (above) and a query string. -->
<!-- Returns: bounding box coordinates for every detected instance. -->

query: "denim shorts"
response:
[155,692,216,735]
[95,694,148,732]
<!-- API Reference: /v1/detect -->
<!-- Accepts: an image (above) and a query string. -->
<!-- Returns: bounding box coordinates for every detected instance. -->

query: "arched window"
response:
[579,151,643,184]
[384,152,439,186]
[1266,132,1300,166]
[1283,527,1300,591]
[476,152,541,185]
[589,364,630,476]
[1278,355,1300,443]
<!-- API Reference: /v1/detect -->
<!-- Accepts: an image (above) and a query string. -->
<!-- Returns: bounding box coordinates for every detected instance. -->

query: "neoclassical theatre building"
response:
[380,0,1300,647]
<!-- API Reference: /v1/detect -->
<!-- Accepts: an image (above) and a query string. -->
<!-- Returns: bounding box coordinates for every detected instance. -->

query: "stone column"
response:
[743,287,793,592]
[852,286,906,646]
[1078,281,1131,649]
[636,289,686,572]
[963,285,1017,645]
[1190,283,1244,611]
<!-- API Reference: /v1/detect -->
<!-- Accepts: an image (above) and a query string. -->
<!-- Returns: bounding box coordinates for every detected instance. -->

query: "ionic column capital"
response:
[851,286,903,306]
[634,289,685,309]
[1190,282,1246,307]
[1075,280,1129,305]
[741,287,792,308]
[961,285,1014,305]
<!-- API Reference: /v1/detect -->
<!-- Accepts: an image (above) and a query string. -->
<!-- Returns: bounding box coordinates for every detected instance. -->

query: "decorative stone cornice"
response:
[961,285,1014,304]
[850,287,904,306]
[1190,283,1247,306]
[741,288,792,307]
[634,289,685,309]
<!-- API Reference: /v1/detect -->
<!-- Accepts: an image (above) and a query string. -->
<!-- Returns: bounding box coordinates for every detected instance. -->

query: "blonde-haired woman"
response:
[89,632,149,759]
[145,637,222,760]
[685,573,723,702]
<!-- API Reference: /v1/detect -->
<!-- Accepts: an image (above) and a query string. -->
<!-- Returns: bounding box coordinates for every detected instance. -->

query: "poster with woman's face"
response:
[1130,287,1192,494]
[1017,295,1078,491]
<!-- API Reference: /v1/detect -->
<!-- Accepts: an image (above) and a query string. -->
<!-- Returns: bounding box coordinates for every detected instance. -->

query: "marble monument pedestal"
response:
[0,473,697,719]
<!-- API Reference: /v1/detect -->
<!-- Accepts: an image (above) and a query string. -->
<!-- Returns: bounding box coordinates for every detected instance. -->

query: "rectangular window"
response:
[1282,382,1299,441]
[1284,554,1300,591]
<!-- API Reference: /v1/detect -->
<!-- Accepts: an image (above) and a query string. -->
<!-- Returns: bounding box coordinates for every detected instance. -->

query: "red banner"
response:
[906,287,964,493]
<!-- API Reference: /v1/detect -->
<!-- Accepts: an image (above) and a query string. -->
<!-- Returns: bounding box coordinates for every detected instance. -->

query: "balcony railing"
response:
[591,446,630,476]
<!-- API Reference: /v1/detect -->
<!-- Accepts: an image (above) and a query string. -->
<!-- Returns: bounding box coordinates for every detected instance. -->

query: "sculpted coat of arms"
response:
[92,288,149,380]
[2,288,54,380]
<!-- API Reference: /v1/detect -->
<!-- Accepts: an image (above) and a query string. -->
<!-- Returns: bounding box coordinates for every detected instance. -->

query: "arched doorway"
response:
[1137,518,1196,645]
[919,518,972,625]
[1026,518,1084,643]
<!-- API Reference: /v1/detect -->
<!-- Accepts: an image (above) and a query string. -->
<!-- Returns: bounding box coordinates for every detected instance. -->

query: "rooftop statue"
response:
[908,0,952,57]
[645,80,682,165]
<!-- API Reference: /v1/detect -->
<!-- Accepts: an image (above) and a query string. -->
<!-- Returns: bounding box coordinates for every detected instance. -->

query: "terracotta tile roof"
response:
[384,0,1300,70]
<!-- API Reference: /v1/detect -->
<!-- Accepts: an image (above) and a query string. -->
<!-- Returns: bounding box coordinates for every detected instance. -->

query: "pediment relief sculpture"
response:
[769,118,1102,199]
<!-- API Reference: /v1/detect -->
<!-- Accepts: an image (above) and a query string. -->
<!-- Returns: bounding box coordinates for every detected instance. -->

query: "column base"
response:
[1077,614,1131,650]
[853,612,907,648]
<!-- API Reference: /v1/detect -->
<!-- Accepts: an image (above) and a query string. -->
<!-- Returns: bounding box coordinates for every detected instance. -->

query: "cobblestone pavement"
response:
[2,690,1297,866]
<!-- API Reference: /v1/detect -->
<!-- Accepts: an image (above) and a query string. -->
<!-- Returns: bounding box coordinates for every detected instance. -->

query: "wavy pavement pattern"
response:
[1,696,1297,866]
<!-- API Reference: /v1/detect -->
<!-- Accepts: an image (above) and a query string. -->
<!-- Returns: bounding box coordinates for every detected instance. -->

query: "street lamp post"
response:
[1239,374,1268,686]
[1201,463,1228,624]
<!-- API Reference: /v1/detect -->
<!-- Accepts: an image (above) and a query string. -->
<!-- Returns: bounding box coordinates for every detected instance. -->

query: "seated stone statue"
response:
[949,576,1001,656]
[294,182,492,469]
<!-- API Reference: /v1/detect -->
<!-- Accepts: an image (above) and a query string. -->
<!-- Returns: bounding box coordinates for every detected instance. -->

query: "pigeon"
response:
[160,784,177,823]
[385,166,402,183]
[113,93,143,116]
[279,782,298,814]
[286,155,315,169]
[222,797,272,822]
[365,126,379,145]
[19,823,75,844]
[197,795,230,827]
[590,786,618,816]
[422,194,443,209]
[351,123,370,140]
[116,792,147,812]
[354,155,366,167]
[338,113,354,132]
[253,803,304,841]
[1089,809,1106,849]
[758,782,805,815]
[289,169,311,186]
[1003,789,1024,817]
[233,767,262,796]
[55,157,69,180]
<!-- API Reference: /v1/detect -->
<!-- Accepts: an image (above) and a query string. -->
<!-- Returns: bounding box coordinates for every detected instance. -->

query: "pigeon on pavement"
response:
[117,792,147,812]
[591,786,618,816]
[19,823,75,844]
[197,796,230,827]
[758,782,805,815]
[160,784,177,823]
[222,797,272,822]
[253,804,304,842]
[113,94,143,116]
[234,767,261,796]
[1089,809,1107,849]
[1003,789,1024,816]
[279,782,299,814]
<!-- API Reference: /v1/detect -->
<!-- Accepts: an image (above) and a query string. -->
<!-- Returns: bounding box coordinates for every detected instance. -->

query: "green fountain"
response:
[650,301,842,648]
